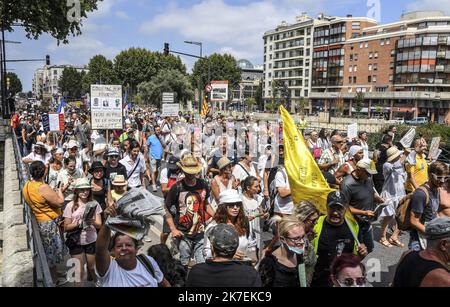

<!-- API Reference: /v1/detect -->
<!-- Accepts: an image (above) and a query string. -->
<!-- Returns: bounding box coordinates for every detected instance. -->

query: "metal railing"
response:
[11,133,54,287]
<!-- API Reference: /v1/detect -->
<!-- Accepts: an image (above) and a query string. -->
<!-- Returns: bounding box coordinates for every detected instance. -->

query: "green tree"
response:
[6,72,22,96]
[1,0,101,43]
[191,53,241,92]
[271,80,290,110]
[82,55,117,92]
[59,67,83,98]
[354,92,365,117]
[254,82,263,111]
[137,69,194,107]
[114,48,185,96]
[335,96,344,117]
[244,97,256,112]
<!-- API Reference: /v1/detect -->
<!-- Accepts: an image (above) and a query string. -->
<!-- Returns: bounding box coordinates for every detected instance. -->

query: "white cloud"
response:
[116,10,130,20]
[406,0,450,14]
[140,0,325,63]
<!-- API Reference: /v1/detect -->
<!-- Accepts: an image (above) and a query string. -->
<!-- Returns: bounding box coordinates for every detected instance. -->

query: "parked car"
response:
[406,117,429,125]
[393,117,405,124]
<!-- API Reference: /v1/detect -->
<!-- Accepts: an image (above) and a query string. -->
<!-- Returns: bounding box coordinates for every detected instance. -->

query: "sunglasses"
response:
[338,277,366,287]
[225,203,241,208]
[432,174,450,183]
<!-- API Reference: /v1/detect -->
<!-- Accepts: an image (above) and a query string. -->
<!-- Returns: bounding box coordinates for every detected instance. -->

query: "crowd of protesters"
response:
[12,102,449,288]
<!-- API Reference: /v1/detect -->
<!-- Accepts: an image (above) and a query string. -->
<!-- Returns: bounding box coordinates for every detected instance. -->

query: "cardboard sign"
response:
[210,81,229,102]
[428,137,441,160]
[161,104,180,117]
[347,123,358,139]
[91,85,123,130]
[400,128,416,149]
[42,114,50,132]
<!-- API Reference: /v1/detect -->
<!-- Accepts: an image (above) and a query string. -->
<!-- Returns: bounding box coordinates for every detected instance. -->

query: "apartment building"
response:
[263,13,314,112]
[310,11,450,123]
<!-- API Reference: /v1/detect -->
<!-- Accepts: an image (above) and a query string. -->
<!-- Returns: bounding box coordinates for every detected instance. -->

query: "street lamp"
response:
[184,41,202,58]
[185,41,203,113]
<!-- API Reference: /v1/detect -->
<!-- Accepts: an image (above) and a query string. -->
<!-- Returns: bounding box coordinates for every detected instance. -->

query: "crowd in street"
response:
[11,102,450,288]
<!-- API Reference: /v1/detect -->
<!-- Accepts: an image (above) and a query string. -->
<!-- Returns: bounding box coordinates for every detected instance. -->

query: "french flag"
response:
[57,96,65,114]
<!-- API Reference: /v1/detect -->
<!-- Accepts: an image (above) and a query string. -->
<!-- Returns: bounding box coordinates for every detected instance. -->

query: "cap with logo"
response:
[425,217,450,240]
[208,223,239,256]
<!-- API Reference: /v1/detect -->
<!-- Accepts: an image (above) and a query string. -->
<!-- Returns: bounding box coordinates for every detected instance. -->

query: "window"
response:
[268,73,272,78]
[360,43,363,48]
[354,65,357,72]
[350,54,353,61]
[349,66,353,73]
[390,62,394,69]
[270,46,273,51]
[269,64,272,69]
[374,52,378,59]
[369,52,373,59]
[368,64,373,71]
[386,39,390,45]
[368,76,372,82]
[354,53,358,61]
[353,76,357,83]
[380,40,384,46]
[373,64,378,70]
[389,75,393,82]
[269,54,272,60]
[373,75,377,82]
[349,77,353,83]
[365,42,368,48]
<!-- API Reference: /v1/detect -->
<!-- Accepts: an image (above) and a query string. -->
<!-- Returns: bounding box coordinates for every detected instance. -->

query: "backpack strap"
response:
[136,254,156,278]
[417,186,430,207]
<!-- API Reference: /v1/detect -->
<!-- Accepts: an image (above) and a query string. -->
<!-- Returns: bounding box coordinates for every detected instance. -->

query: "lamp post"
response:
[185,41,203,113]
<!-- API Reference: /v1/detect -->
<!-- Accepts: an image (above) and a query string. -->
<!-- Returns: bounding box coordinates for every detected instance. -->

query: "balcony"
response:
[438,37,448,44]
[437,51,446,58]
[436,65,445,72]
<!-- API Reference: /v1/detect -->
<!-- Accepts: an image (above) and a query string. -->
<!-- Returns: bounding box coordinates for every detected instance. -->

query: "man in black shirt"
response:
[104,147,127,182]
[311,192,368,287]
[165,155,215,267]
[186,223,262,287]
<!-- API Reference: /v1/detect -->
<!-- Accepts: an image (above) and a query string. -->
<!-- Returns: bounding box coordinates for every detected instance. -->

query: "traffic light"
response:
[46,55,50,65]
[164,43,169,56]
[6,77,10,89]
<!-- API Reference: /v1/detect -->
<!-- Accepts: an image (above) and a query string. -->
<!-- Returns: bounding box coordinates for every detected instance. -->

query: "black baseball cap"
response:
[327,191,347,209]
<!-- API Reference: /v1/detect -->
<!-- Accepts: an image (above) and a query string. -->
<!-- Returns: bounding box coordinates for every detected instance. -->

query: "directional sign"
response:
[205,84,212,93]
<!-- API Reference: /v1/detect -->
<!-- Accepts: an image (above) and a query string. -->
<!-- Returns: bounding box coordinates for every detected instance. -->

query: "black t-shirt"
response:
[258,253,299,287]
[165,179,211,239]
[186,260,262,287]
[410,185,439,242]
[312,220,359,287]
[105,162,127,182]
[14,123,23,137]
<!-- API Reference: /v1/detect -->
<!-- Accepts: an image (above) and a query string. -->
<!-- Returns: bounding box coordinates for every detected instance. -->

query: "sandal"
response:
[389,238,405,247]
[379,238,392,247]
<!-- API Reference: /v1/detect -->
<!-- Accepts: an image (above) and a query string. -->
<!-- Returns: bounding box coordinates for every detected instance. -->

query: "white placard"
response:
[49,114,60,131]
[428,137,441,160]
[162,104,180,117]
[400,128,416,148]
[162,92,175,104]
[91,85,123,130]
[347,123,358,139]
[210,81,229,102]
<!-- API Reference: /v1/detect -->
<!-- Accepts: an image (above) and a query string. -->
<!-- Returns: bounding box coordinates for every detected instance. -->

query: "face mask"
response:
[287,245,304,255]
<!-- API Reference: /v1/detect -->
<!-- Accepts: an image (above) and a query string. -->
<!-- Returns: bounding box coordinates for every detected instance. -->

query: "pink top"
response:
[63,200,103,245]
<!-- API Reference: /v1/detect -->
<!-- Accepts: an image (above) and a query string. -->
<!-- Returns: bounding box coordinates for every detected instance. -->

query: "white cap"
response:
[356,159,378,175]
[67,140,79,149]
[348,145,363,158]
[219,189,242,205]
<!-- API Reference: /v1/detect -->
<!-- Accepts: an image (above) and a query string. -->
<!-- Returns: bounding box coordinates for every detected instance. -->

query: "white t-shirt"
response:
[274,168,293,215]
[24,152,51,164]
[232,162,257,182]
[96,255,163,287]
[119,153,146,188]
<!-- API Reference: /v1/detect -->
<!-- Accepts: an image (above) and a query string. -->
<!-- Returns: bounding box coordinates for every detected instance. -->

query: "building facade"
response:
[231,59,263,111]
[263,13,315,112]
[309,11,450,123]
[33,64,88,99]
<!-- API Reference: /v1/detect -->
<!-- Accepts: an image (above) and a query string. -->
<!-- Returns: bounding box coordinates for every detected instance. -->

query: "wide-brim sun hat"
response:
[217,157,232,170]
[74,178,92,190]
[112,175,128,186]
[177,155,202,175]
[88,161,106,174]
[219,189,242,205]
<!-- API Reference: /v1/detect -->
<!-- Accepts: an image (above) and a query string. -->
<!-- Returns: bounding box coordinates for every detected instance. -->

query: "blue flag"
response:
[57,97,65,114]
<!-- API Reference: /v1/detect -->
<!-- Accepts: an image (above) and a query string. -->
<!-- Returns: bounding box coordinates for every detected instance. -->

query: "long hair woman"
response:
[147,244,187,287]
[204,189,251,261]
[63,178,102,287]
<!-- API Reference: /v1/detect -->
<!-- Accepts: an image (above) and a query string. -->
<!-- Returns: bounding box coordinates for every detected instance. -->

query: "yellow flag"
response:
[280,105,335,215]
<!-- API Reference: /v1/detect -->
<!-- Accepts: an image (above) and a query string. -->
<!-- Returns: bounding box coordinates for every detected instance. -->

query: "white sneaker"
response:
[152,185,157,192]
[144,236,152,242]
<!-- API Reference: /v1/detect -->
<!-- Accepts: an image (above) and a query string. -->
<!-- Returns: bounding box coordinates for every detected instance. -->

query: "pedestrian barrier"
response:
[11,133,54,287]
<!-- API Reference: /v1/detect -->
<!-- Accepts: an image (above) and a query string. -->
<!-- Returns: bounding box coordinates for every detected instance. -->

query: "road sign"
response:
[162,92,175,104]
[205,84,212,93]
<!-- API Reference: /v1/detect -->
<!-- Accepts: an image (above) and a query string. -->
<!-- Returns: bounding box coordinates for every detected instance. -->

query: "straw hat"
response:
[111,175,128,186]
[177,155,202,175]
[217,157,232,170]
[387,146,403,162]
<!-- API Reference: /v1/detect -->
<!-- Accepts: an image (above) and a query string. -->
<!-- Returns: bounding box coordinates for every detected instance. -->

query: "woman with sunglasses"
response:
[204,189,251,262]
[63,178,102,287]
[258,216,307,287]
[330,254,368,287]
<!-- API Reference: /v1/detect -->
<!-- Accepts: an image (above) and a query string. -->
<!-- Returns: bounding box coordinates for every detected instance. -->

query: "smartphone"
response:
[57,182,61,189]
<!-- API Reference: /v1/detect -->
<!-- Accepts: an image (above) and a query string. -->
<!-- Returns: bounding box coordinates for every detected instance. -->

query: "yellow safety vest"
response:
[311,215,359,255]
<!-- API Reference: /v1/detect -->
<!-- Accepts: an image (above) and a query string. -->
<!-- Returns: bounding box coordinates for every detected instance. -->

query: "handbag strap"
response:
[137,254,156,278]
[126,157,141,180]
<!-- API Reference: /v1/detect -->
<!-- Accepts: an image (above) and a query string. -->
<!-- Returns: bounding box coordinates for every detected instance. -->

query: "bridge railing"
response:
[11,133,54,287]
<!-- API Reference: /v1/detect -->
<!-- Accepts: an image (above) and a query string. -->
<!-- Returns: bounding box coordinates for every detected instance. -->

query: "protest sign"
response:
[400,128,416,148]
[347,123,358,140]
[42,113,50,132]
[428,137,441,160]
[91,85,123,130]
[210,81,229,102]
[162,103,180,117]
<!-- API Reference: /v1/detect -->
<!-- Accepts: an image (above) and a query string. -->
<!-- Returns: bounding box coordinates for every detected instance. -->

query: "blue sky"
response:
[6,0,450,91]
